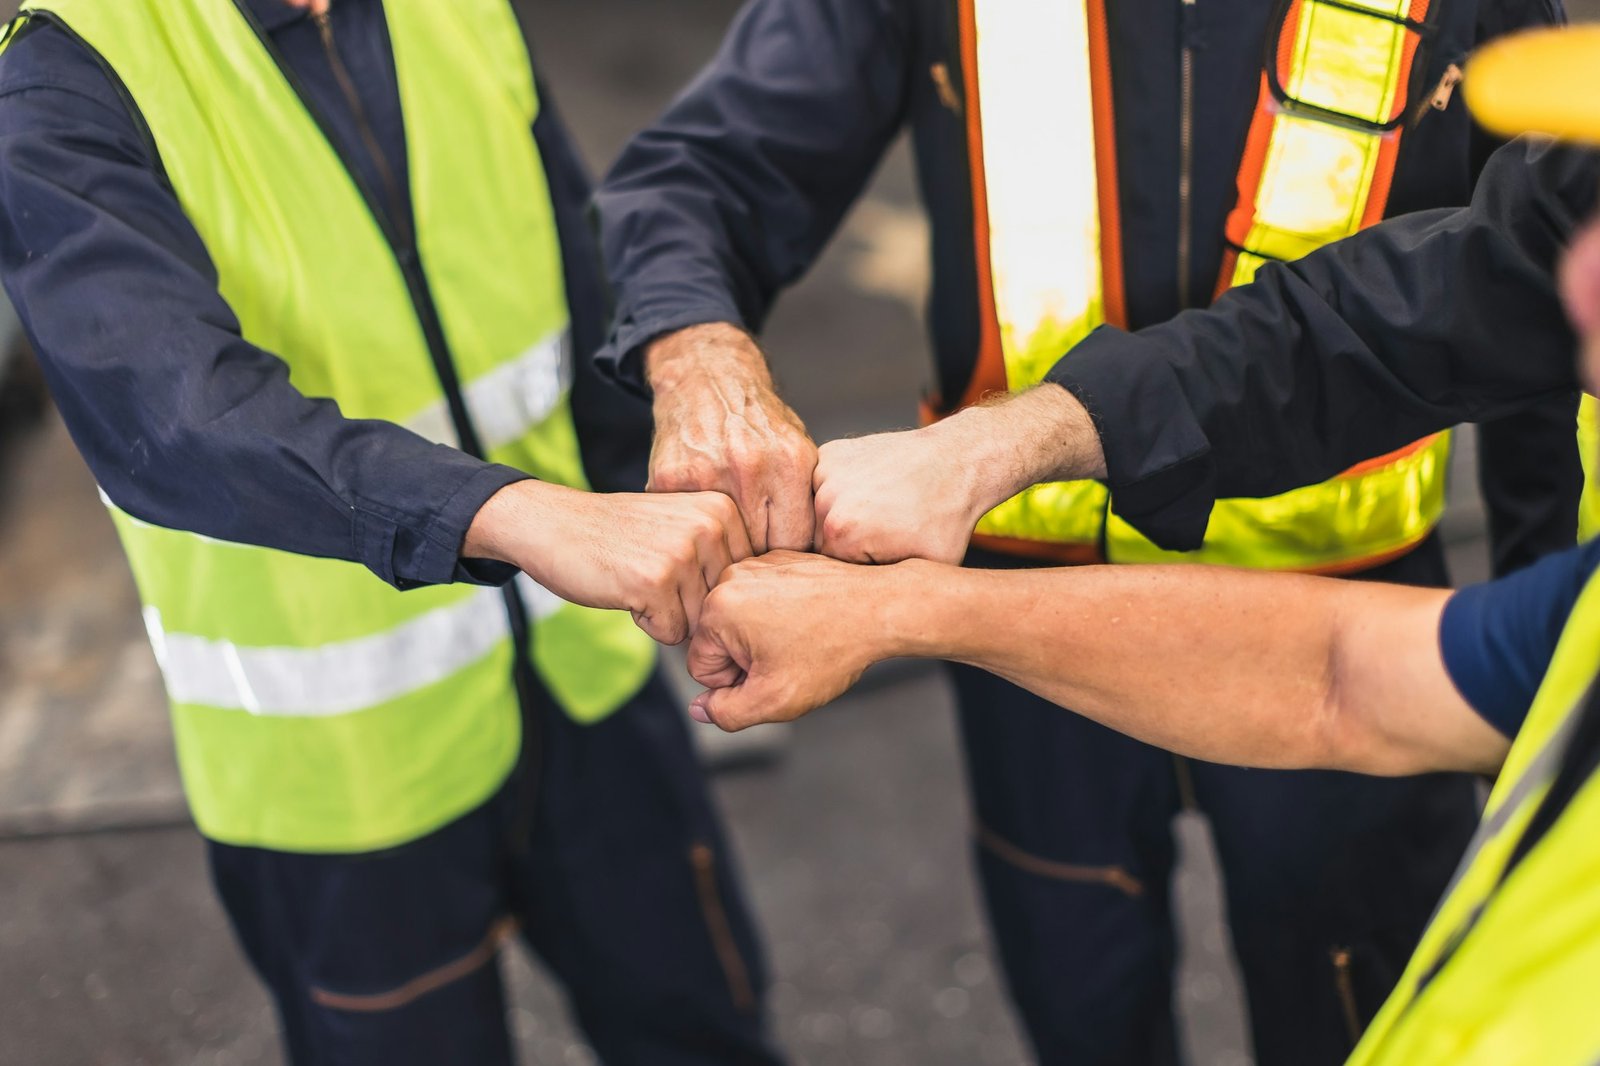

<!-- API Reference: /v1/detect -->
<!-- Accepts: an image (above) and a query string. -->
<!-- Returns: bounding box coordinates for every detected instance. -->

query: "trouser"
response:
[954,535,1481,1066]
[208,672,781,1066]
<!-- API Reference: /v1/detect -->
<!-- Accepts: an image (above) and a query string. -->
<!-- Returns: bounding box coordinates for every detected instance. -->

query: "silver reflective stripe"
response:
[1422,694,1589,933]
[143,580,565,717]
[407,328,571,450]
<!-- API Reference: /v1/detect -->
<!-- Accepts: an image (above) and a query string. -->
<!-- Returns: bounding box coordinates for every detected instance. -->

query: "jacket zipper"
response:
[229,1,544,777]
[1409,61,1463,128]
[1330,946,1363,1047]
[690,842,757,1013]
[1177,0,1198,309]
[312,10,413,248]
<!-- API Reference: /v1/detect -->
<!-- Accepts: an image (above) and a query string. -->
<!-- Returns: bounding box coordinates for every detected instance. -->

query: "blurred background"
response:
[3,2,1598,1064]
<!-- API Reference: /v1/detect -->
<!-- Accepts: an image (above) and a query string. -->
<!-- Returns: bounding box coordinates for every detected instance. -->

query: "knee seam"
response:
[308,916,516,1013]
[976,824,1146,898]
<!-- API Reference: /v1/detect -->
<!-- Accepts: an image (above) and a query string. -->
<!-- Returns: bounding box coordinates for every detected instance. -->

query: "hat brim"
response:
[1465,26,1600,145]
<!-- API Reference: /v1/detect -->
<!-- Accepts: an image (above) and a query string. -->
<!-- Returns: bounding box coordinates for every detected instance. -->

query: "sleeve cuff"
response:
[360,461,530,590]
[1045,325,1218,552]
[596,302,751,396]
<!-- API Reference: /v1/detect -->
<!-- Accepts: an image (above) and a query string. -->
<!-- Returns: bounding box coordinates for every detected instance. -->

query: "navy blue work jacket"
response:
[596,0,1562,551]
[0,0,650,590]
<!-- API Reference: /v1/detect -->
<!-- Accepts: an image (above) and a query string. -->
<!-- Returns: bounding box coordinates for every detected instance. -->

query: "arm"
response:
[593,0,912,551]
[686,552,1511,776]
[0,32,747,643]
[812,139,1596,561]
[0,37,515,589]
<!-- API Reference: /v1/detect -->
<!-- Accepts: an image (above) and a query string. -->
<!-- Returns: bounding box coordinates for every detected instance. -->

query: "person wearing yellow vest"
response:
[0,1,780,1063]
[676,31,1600,1065]
[594,1,1567,1062]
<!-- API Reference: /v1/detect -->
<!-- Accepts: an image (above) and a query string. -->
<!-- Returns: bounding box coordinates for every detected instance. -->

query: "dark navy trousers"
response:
[954,537,1481,1066]
[208,673,780,1066]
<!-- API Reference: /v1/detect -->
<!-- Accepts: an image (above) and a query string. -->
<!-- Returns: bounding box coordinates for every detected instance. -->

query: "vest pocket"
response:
[689,841,756,1013]
[1330,945,1363,1048]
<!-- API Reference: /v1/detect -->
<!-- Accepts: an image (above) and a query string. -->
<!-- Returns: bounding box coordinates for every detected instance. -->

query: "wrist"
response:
[462,479,569,567]
[930,403,1049,518]
[870,558,967,662]
[645,322,770,396]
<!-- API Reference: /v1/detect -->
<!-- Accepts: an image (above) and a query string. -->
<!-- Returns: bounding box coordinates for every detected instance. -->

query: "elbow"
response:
[1313,642,1434,777]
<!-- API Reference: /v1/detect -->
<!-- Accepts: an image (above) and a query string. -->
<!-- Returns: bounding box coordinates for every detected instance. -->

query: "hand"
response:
[464,480,751,645]
[813,386,1106,564]
[645,323,818,554]
[686,551,926,730]
[282,0,330,15]
[813,424,989,564]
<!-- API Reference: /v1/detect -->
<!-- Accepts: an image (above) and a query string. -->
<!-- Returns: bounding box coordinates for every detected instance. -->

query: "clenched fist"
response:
[686,551,917,730]
[813,386,1107,564]
[646,323,818,554]
[464,480,751,645]
[813,425,989,564]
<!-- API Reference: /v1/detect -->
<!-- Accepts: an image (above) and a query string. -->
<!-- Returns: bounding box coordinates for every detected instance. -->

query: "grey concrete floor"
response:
[0,0,1581,1063]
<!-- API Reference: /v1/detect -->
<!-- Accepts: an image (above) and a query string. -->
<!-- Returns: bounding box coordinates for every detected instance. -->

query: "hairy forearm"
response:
[644,322,770,394]
[931,385,1108,509]
[875,560,1485,775]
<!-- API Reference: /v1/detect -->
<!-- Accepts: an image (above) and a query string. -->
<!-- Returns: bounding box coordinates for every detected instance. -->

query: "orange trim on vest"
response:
[1336,431,1443,479]
[954,0,1007,412]
[943,0,1122,418]
[1085,0,1125,331]
[1214,0,1305,299]
[1359,0,1431,227]
[970,532,1107,565]
[1217,0,1431,295]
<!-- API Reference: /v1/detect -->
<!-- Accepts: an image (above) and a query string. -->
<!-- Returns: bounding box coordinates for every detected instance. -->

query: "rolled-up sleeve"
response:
[0,28,525,589]
[593,0,911,391]
[1047,138,1596,551]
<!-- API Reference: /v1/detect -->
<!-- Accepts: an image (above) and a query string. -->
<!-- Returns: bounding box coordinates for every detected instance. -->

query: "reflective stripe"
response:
[963,0,1444,570]
[144,577,563,716]
[407,327,571,450]
[1221,0,1426,289]
[972,0,1105,389]
[1579,394,1599,543]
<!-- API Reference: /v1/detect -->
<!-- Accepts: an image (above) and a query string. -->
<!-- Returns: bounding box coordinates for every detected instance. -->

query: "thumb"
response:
[687,623,746,689]
[689,678,772,732]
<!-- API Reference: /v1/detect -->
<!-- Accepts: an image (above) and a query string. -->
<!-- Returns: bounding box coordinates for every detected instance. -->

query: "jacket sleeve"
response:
[1046,138,1596,551]
[592,0,912,389]
[0,31,525,589]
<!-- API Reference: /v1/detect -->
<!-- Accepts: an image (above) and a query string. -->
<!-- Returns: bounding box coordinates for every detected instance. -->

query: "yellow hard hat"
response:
[1465,25,1600,145]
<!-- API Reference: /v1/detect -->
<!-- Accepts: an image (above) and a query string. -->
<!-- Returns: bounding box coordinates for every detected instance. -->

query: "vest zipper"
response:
[1408,61,1463,128]
[228,0,545,788]
[1330,946,1364,1047]
[311,10,413,249]
[1177,0,1198,310]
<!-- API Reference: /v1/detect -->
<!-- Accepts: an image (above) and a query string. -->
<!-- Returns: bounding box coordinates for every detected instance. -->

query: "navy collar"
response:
[239,0,314,33]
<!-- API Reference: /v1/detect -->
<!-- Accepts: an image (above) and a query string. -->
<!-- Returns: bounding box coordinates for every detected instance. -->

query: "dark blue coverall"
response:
[594,1,1574,1063]
[0,2,778,1064]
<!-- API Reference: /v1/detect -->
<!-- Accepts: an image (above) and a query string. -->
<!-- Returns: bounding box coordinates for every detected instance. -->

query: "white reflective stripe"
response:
[145,579,566,717]
[407,327,571,450]
[974,0,1102,386]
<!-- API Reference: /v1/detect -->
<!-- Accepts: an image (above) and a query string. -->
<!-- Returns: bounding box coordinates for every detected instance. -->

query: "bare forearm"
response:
[879,561,1492,775]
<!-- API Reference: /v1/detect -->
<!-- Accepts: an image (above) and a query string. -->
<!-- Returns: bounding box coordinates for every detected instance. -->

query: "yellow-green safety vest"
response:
[1579,394,1599,541]
[6,0,655,853]
[1347,565,1600,1064]
[952,0,1450,572]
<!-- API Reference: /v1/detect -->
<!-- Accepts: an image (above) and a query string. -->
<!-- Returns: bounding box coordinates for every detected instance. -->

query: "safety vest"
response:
[1579,395,1600,541]
[949,0,1451,571]
[1344,567,1600,1064]
[5,0,655,853]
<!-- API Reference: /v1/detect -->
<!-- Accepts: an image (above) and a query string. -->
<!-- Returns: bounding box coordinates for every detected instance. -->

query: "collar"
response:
[239,0,314,33]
